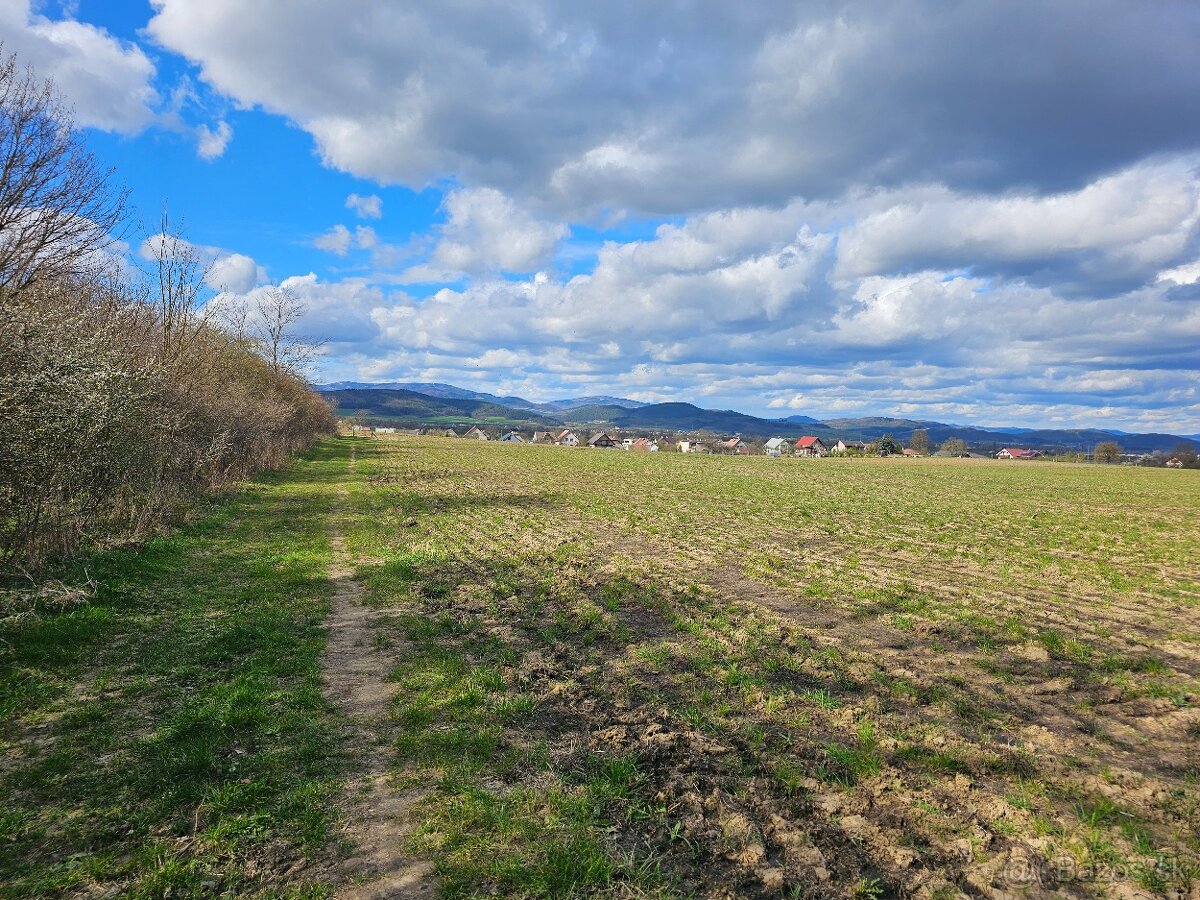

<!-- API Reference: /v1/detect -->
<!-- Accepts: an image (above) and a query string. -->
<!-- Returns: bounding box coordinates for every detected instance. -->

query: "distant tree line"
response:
[0,49,334,570]
[1139,445,1199,469]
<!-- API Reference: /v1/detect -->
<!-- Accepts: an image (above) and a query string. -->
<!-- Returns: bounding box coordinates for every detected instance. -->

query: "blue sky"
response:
[7,0,1200,431]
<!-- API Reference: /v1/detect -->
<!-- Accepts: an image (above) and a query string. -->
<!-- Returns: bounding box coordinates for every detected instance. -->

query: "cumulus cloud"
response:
[146,1,1200,214]
[345,193,382,219]
[833,161,1200,284]
[195,120,232,160]
[205,251,263,292]
[2,0,157,132]
[312,224,352,256]
[403,187,568,279]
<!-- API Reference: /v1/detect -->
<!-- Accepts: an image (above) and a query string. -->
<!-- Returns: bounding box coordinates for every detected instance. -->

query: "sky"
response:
[6,0,1200,431]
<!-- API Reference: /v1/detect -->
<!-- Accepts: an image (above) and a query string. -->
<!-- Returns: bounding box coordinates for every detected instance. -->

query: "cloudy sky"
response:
[9,0,1200,430]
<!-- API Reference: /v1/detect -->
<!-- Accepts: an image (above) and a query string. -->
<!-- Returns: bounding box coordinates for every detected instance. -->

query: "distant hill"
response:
[557,404,630,423]
[322,383,1199,452]
[318,381,547,412]
[316,382,645,414]
[562,402,837,437]
[547,395,647,411]
[325,388,559,426]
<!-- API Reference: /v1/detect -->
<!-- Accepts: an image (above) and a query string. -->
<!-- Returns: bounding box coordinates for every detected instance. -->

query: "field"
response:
[3,436,1199,898]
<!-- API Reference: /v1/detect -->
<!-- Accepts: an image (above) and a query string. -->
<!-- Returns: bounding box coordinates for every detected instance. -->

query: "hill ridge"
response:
[319,385,1198,453]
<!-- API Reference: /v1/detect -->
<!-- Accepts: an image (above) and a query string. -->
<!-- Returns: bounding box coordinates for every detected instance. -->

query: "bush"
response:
[0,276,335,570]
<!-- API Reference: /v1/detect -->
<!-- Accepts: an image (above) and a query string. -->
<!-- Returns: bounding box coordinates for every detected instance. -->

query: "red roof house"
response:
[996,448,1042,460]
[794,436,827,457]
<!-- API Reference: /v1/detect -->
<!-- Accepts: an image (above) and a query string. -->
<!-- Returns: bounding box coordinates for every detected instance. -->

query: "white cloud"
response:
[412,187,567,277]
[1,0,157,132]
[345,193,382,219]
[205,252,263,292]
[353,226,377,250]
[834,161,1200,281]
[312,224,352,256]
[831,273,979,346]
[195,120,232,160]
[1157,260,1200,286]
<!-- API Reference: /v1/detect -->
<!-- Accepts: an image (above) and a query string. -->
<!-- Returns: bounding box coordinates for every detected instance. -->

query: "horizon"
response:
[318,380,1199,437]
[8,2,1200,432]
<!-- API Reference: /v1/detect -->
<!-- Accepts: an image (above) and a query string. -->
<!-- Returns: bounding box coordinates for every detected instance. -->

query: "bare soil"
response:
[321,449,437,899]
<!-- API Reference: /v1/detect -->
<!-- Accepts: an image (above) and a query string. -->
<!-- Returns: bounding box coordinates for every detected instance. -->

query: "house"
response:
[831,440,866,453]
[764,437,788,457]
[621,437,635,450]
[373,427,397,434]
[531,431,554,444]
[588,432,617,448]
[902,447,922,457]
[554,429,580,447]
[629,437,658,452]
[794,436,827,457]
[677,440,709,454]
[440,427,460,437]
[996,447,1041,460]
[1166,457,1184,468]
[499,431,525,442]
[718,437,748,454]
[463,426,489,440]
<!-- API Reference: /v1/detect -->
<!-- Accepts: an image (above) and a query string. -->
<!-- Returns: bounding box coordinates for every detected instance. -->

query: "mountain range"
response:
[317,383,1198,454]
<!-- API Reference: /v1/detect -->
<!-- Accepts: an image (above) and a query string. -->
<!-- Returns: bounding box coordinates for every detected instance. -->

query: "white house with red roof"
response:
[554,429,580,446]
[995,447,1042,460]
[794,436,827,457]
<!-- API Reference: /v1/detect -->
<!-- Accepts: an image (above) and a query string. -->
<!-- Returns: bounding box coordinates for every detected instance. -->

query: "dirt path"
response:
[321,446,436,899]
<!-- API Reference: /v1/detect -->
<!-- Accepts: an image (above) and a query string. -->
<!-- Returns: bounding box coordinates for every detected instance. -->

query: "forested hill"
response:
[327,388,560,426]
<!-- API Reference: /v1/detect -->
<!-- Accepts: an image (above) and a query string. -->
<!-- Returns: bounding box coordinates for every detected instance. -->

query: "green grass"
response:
[0,442,350,899]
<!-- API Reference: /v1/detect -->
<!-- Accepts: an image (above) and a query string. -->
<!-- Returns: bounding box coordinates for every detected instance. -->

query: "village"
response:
[350,423,1068,461]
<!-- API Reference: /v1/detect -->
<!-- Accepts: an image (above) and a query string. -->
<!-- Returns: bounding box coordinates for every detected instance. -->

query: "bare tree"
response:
[148,209,209,358]
[910,428,929,456]
[0,46,126,299]
[255,286,322,376]
[940,437,968,457]
[1094,441,1122,464]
